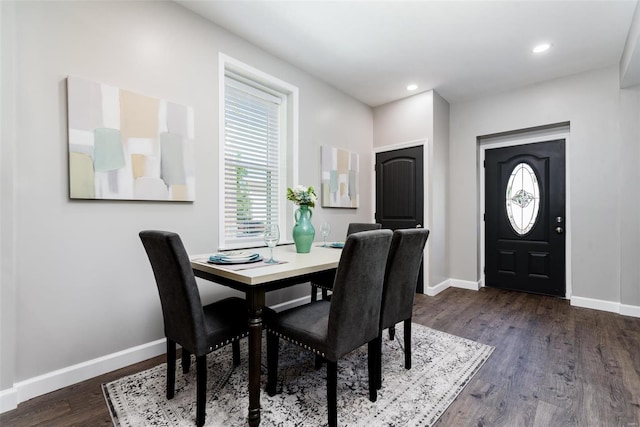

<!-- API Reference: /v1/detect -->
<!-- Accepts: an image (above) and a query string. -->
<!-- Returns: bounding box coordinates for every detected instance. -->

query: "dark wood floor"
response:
[2,287,639,426]
[417,288,640,427]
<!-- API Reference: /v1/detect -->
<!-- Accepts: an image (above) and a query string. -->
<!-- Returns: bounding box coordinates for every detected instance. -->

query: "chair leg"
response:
[327,361,338,427]
[404,319,412,370]
[266,332,279,396]
[315,354,324,370]
[321,288,329,300]
[196,355,207,427]
[232,340,241,366]
[310,284,318,302]
[166,339,176,399]
[388,325,396,340]
[367,340,378,402]
[374,335,383,390]
[182,348,191,374]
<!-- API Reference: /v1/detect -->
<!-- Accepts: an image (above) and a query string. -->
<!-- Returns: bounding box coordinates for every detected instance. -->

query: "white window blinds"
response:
[223,76,282,246]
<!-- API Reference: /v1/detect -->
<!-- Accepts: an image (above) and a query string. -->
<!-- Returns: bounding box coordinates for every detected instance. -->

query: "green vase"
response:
[293,205,315,253]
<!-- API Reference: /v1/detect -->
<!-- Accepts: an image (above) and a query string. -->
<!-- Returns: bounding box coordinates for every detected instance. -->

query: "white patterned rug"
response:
[103,323,493,426]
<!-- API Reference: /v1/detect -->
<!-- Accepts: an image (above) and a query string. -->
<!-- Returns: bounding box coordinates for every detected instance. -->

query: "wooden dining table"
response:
[190,244,342,427]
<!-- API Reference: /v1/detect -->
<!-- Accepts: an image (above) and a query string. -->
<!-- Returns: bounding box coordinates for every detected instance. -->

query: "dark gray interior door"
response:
[375,145,424,292]
[375,146,424,229]
[485,139,566,297]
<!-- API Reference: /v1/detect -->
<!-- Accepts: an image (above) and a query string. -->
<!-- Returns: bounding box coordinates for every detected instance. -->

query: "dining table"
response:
[190,243,342,427]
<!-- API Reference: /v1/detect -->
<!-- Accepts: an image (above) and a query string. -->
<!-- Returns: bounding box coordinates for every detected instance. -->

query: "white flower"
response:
[287,185,317,208]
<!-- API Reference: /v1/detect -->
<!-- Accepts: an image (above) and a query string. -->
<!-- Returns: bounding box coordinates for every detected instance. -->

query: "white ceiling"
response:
[178,0,638,107]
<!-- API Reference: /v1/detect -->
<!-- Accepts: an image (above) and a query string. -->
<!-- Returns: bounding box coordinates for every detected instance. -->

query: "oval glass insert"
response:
[505,162,540,235]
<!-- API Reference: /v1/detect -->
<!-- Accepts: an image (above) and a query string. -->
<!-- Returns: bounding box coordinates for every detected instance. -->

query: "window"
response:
[219,55,298,249]
[505,162,540,235]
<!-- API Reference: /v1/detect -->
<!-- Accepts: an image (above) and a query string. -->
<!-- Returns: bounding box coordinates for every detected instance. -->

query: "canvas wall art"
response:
[67,76,195,201]
[320,146,359,208]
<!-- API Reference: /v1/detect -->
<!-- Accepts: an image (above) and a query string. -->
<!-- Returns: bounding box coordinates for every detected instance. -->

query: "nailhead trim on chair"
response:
[267,329,326,358]
[208,332,249,352]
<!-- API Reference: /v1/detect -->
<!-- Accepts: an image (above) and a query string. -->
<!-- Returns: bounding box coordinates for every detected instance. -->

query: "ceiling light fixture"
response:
[407,84,418,91]
[532,43,551,54]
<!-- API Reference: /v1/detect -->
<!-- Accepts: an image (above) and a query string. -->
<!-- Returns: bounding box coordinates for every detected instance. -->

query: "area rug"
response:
[103,323,493,426]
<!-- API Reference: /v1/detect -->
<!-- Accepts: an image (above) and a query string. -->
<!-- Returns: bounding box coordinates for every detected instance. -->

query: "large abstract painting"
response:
[320,146,359,208]
[67,76,195,201]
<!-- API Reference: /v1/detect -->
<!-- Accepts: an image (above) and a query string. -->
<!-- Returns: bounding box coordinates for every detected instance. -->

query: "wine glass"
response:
[263,224,280,264]
[320,222,331,247]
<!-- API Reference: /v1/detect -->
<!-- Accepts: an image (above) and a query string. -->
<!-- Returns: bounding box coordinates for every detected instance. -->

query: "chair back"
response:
[346,222,382,236]
[327,229,392,359]
[380,228,430,329]
[139,230,207,355]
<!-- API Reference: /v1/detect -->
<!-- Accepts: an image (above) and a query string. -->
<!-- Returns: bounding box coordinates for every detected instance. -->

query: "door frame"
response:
[479,127,572,298]
[373,138,430,294]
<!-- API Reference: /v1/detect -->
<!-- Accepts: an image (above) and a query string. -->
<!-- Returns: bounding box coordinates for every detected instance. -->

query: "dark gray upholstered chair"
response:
[375,228,430,390]
[310,222,382,302]
[266,229,393,427]
[346,222,383,236]
[139,230,249,427]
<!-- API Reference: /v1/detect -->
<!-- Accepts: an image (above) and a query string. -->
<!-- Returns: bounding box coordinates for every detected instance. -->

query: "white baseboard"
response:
[0,387,18,413]
[426,278,480,296]
[426,279,450,296]
[450,279,481,291]
[269,294,313,312]
[571,296,640,318]
[571,296,619,313]
[0,338,166,413]
[620,304,640,318]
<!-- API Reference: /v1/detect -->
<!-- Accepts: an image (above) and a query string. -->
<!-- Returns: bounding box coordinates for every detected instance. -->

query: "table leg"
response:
[247,289,265,427]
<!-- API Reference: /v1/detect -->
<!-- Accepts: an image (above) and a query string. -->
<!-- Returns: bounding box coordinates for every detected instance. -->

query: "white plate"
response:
[208,255,263,265]
[211,251,256,260]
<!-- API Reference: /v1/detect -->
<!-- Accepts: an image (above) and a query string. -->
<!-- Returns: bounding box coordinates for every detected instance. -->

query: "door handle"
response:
[555,227,564,234]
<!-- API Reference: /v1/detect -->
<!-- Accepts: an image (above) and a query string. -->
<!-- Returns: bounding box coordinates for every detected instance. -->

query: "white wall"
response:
[619,85,640,308]
[618,0,640,311]
[1,0,18,396]
[0,0,374,405]
[373,91,433,149]
[621,0,640,88]
[449,66,639,308]
[432,91,450,287]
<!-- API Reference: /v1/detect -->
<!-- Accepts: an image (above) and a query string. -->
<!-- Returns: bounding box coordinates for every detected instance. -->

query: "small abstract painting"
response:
[321,146,359,208]
[67,76,195,201]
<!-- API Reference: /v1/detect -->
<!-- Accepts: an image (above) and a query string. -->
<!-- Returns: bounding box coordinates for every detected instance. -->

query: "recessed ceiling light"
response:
[532,43,551,54]
[407,84,418,91]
